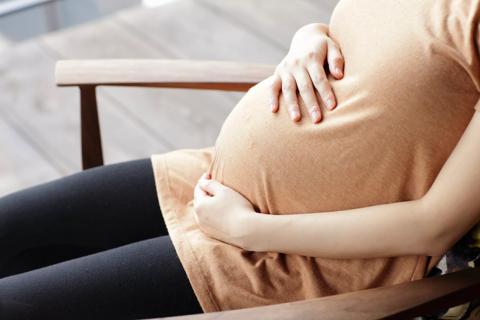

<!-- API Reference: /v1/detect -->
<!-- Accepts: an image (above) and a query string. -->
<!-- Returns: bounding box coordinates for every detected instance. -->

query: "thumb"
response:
[199,178,224,195]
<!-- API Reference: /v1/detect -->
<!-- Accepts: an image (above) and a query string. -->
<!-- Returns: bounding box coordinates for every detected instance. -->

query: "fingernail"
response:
[310,110,320,123]
[326,98,335,110]
[270,103,276,112]
[290,110,299,120]
[335,67,343,76]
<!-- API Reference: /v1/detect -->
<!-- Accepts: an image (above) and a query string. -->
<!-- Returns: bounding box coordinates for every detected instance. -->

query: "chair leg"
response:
[79,85,103,170]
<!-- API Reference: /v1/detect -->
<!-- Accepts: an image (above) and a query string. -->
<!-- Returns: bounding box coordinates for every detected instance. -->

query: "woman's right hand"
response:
[269,23,345,124]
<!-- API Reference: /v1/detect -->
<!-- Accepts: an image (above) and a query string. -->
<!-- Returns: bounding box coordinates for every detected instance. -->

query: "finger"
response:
[268,74,281,113]
[193,183,208,212]
[193,172,208,195]
[292,68,322,123]
[280,72,301,122]
[197,173,213,197]
[326,39,344,79]
[200,172,211,179]
[194,181,208,201]
[307,63,337,111]
[199,178,225,195]
[193,208,200,226]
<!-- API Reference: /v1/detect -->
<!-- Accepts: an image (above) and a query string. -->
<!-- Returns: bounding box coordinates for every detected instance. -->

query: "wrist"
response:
[242,212,283,252]
[244,212,292,252]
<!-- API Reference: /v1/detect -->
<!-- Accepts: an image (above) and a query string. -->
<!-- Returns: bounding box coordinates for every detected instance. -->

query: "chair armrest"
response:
[56,59,275,169]
[153,267,480,320]
[55,59,275,91]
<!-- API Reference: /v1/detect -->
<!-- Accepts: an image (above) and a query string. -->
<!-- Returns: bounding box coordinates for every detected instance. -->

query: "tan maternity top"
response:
[150,0,480,313]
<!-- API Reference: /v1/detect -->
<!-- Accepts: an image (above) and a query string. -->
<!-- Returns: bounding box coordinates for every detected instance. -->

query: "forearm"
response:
[244,198,440,259]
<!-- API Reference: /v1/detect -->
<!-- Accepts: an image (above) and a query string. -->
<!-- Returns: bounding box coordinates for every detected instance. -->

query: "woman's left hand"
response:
[193,173,255,249]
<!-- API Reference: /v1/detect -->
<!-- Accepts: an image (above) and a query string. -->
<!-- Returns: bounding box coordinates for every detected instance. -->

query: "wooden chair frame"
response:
[55,59,480,320]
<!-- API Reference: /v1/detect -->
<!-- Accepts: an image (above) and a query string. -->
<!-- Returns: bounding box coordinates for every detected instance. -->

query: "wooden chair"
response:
[55,59,480,320]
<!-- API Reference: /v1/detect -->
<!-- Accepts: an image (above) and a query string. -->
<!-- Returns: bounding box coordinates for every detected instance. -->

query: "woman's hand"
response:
[193,173,255,249]
[269,23,345,123]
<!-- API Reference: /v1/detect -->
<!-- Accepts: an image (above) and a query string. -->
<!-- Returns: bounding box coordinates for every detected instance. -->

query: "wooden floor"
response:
[0,0,338,196]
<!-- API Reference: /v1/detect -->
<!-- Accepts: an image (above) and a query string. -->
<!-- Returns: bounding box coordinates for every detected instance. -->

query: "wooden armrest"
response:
[56,59,274,169]
[55,59,275,91]
[53,59,480,319]
[154,267,480,320]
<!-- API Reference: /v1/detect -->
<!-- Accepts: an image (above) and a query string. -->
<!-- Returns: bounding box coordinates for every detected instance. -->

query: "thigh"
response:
[0,236,202,320]
[0,158,168,276]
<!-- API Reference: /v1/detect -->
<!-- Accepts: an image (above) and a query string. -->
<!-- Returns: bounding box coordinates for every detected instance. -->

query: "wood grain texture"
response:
[43,0,288,152]
[152,267,480,320]
[0,42,81,173]
[56,59,274,90]
[57,58,273,170]
[199,0,334,49]
[0,115,59,195]
[39,15,233,150]
[56,59,274,168]
[0,41,168,174]
[1,0,336,192]
[114,0,285,63]
[79,85,103,169]
[0,1,332,189]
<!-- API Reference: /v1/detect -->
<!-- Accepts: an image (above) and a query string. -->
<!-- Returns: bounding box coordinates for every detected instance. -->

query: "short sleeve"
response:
[471,20,480,94]
[475,98,480,111]
[469,18,480,111]
[467,21,480,94]
[454,0,480,93]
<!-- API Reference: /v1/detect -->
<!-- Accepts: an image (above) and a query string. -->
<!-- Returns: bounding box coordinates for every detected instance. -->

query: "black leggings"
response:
[0,159,203,319]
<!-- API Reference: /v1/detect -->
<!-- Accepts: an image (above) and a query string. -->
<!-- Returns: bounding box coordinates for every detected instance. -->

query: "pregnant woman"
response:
[1,0,480,319]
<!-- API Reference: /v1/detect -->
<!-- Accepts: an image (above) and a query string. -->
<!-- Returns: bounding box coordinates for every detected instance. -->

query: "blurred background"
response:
[0,0,336,196]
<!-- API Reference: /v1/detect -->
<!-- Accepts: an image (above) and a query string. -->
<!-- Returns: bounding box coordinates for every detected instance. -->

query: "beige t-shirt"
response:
[150,0,480,313]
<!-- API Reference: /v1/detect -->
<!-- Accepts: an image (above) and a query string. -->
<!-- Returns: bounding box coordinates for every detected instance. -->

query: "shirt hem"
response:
[150,153,221,313]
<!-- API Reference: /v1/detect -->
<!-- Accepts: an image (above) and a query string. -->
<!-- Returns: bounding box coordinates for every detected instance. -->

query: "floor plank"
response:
[0,41,169,175]
[0,115,60,196]
[0,42,81,173]
[115,0,285,63]
[199,0,334,50]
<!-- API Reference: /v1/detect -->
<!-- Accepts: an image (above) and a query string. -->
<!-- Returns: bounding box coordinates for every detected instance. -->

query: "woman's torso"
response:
[148,0,480,312]
[210,0,479,216]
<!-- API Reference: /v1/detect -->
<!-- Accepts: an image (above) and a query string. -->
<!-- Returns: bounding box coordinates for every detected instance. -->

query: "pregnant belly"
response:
[208,79,426,215]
